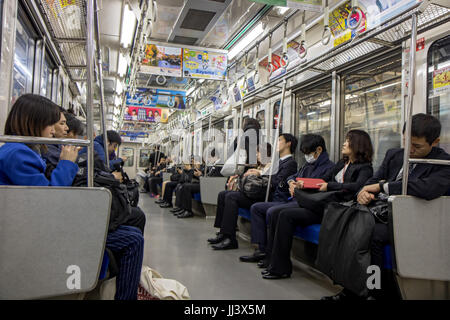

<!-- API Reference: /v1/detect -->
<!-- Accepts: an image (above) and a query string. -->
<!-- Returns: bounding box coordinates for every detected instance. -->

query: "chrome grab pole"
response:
[0,136,90,146]
[265,79,287,202]
[86,0,95,187]
[401,13,417,195]
[408,159,450,166]
[234,98,246,174]
[205,114,212,176]
[94,0,110,169]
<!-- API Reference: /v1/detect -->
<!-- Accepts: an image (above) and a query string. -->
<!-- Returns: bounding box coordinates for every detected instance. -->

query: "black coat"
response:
[322,159,374,202]
[268,156,298,202]
[364,147,450,200]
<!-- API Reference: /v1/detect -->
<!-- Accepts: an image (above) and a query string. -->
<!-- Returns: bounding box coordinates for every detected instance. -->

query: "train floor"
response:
[140,194,340,300]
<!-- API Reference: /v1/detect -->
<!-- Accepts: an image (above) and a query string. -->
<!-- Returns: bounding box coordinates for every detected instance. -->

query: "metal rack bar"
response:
[0,136,90,146]
[408,159,450,166]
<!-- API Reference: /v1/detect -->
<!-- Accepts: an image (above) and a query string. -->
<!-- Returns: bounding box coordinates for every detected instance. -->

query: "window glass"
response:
[41,55,54,99]
[343,54,402,170]
[11,14,35,104]
[296,81,332,166]
[139,149,150,167]
[427,35,450,153]
[122,148,134,167]
[256,110,265,129]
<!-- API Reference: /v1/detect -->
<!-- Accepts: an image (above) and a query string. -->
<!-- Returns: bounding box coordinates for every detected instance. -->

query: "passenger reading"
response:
[296,178,326,189]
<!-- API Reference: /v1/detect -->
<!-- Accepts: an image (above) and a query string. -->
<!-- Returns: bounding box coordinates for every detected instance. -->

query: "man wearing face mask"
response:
[240,134,334,264]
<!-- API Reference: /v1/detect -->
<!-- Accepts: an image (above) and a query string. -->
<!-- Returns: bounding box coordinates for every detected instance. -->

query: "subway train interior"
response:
[0,0,449,302]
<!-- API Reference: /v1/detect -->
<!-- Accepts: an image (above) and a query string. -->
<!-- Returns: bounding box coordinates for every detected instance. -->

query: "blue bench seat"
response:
[238,207,393,269]
[193,192,201,202]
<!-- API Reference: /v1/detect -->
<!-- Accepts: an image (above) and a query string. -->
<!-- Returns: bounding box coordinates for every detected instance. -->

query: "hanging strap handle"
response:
[267,32,275,78]
[253,43,260,85]
[299,11,308,59]
[282,18,289,67]
[242,52,249,91]
[322,0,332,45]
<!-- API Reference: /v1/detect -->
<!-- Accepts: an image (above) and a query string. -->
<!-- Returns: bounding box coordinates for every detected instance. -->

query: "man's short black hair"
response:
[107,130,122,146]
[402,113,441,145]
[300,134,327,154]
[279,133,298,154]
[64,112,84,136]
[210,148,216,158]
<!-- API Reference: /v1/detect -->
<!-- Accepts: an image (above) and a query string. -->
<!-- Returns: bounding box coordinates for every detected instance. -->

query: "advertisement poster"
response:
[126,88,186,109]
[329,2,367,47]
[123,106,169,123]
[432,66,450,96]
[141,44,183,77]
[183,49,227,80]
[259,41,305,81]
[359,0,419,30]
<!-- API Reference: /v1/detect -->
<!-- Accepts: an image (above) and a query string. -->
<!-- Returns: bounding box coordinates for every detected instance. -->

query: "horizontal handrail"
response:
[409,158,450,166]
[0,135,91,146]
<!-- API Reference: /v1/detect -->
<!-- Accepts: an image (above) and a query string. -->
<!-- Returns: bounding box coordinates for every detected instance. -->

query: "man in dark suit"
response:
[209,134,298,250]
[149,145,165,169]
[323,113,450,301]
[173,149,224,218]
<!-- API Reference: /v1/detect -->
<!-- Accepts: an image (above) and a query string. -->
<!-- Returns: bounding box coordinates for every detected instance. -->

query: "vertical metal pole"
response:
[86,0,95,187]
[265,79,287,202]
[234,99,245,173]
[94,0,109,169]
[402,13,417,195]
[205,114,212,176]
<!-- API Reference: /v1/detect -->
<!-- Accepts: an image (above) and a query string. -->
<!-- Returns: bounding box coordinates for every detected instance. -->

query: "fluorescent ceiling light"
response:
[116,80,123,94]
[115,95,121,106]
[120,4,137,49]
[228,22,264,61]
[118,53,128,77]
[276,6,289,15]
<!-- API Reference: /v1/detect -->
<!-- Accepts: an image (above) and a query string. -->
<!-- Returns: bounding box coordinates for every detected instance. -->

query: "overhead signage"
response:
[183,49,227,80]
[141,44,183,77]
[126,88,186,109]
[123,106,169,123]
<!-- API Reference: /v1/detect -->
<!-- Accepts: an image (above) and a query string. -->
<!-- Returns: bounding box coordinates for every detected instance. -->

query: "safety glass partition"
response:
[296,80,332,167]
[427,35,450,153]
[122,147,134,167]
[11,12,36,104]
[343,54,403,170]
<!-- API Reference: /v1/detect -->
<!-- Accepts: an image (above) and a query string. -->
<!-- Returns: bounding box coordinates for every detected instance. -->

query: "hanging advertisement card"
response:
[183,49,227,80]
[141,44,183,77]
[432,66,450,97]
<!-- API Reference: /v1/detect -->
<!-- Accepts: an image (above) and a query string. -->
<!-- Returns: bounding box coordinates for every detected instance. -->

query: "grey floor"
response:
[140,194,340,300]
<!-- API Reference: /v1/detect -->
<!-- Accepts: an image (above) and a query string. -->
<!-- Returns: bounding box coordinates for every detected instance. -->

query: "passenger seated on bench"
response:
[240,134,334,264]
[323,114,450,301]
[159,162,194,209]
[172,149,223,218]
[147,156,167,197]
[262,130,374,280]
[209,135,298,250]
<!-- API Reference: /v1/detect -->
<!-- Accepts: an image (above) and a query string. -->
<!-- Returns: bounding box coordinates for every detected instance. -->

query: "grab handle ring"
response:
[156,75,166,85]
[299,40,307,59]
[322,26,332,45]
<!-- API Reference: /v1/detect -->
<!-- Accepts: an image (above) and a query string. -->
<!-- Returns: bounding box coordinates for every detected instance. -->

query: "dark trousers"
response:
[267,207,323,275]
[250,200,299,251]
[163,181,179,205]
[178,183,201,212]
[149,177,162,195]
[124,206,146,234]
[106,225,144,300]
[214,190,255,238]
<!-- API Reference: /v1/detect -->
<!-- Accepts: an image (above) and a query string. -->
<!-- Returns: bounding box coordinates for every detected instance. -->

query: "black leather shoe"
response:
[159,203,173,208]
[240,251,266,263]
[177,211,194,218]
[207,233,224,244]
[257,260,269,269]
[212,238,238,250]
[170,207,183,213]
[261,269,269,275]
[155,199,165,204]
[262,272,290,280]
[321,290,358,301]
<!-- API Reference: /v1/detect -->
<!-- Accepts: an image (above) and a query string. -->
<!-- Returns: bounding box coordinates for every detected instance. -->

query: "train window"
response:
[122,148,134,167]
[41,54,55,99]
[427,35,450,153]
[273,100,282,132]
[256,110,265,129]
[343,54,402,170]
[11,8,37,104]
[139,149,150,167]
[296,81,332,165]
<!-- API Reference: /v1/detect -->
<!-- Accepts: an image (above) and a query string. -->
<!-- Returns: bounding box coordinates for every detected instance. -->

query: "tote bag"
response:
[139,266,190,300]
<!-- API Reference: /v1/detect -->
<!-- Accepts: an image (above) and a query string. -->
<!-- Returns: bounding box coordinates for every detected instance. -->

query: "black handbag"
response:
[238,175,269,200]
[121,168,140,207]
[293,188,340,215]
[368,200,389,224]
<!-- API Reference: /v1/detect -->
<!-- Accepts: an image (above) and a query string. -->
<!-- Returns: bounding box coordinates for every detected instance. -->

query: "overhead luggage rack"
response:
[243,2,450,102]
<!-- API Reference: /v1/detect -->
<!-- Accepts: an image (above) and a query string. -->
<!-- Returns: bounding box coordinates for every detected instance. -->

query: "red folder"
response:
[296,178,326,189]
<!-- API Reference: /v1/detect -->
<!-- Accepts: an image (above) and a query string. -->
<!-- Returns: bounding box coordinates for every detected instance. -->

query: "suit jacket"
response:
[364,147,450,200]
[322,159,374,202]
[269,156,298,202]
[287,151,335,183]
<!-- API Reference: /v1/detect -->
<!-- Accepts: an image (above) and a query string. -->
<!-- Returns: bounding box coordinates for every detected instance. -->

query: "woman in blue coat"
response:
[0,94,80,186]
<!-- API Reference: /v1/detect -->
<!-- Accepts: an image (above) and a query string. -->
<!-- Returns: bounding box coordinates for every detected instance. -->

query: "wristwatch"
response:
[378,180,386,192]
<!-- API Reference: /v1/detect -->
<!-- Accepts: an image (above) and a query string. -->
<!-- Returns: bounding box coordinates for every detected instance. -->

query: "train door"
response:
[137,147,151,173]
[426,34,450,153]
[342,51,403,170]
[295,78,332,165]
[119,144,136,178]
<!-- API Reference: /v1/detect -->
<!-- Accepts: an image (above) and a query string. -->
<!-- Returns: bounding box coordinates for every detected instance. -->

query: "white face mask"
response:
[304,153,316,164]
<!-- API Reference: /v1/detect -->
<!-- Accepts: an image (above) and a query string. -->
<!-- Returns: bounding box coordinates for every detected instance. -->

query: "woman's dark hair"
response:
[5,94,61,137]
[257,142,272,158]
[64,112,84,136]
[345,129,373,164]
[402,113,441,145]
[243,117,261,132]
[233,117,261,164]
[300,134,327,154]
[280,133,298,154]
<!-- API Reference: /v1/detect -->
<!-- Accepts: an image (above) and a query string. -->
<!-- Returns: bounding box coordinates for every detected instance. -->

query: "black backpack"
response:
[72,168,132,232]
[120,168,140,207]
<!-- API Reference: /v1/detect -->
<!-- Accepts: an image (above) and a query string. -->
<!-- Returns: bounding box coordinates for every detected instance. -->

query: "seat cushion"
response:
[294,224,321,245]
[238,208,251,220]
[193,192,201,202]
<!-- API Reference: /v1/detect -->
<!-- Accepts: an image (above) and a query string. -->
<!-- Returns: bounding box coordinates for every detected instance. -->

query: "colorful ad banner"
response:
[183,49,227,80]
[123,106,169,123]
[141,44,183,77]
[432,66,450,96]
[126,88,186,109]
